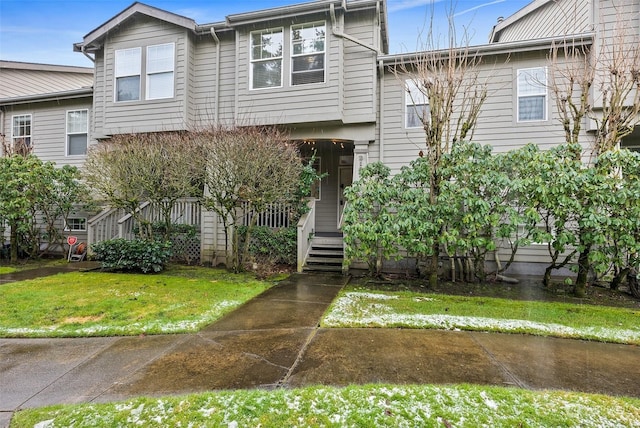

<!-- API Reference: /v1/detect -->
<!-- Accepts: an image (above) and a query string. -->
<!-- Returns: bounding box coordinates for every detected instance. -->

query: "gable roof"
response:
[74,2,197,53]
[0,61,93,103]
[489,0,552,43]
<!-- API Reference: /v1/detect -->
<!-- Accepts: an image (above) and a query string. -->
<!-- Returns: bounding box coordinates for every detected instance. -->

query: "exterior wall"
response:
[342,8,378,123]
[1,97,96,169]
[95,15,190,136]
[496,0,592,42]
[379,47,596,265]
[234,13,343,126]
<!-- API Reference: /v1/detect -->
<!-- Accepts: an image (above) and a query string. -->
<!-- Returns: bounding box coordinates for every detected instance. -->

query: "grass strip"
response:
[10,384,640,428]
[0,265,273,337]
[322,288,640,344]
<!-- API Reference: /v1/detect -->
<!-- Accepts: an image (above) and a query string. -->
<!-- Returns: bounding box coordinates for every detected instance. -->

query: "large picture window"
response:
[146,43,175,100]
[250,28,283,89]
[66,109,88,156]
[291,22,325,85]
[517,67,547,122]
[12,114,32,150]
[405,80,429,128]
[115,47,141,102]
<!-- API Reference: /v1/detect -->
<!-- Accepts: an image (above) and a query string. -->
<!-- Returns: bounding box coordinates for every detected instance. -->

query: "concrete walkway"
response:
[1,273,640,427]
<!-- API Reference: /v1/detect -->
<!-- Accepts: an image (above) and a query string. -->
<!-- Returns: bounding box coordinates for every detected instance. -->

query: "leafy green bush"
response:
[237,226,296,265]
[91,239,173,273]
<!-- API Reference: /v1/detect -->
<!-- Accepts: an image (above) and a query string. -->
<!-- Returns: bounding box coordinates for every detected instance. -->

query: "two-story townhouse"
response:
[0,61,97,244]
[71,0,388,266]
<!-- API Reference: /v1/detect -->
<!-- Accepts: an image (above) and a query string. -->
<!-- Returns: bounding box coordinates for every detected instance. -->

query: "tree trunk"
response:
[543,265,553,288]
[610,268,628,291]
[10,221,18,263]
[574,244,591,298]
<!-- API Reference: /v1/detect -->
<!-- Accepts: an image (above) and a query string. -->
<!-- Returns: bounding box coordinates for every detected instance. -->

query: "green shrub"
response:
[91,238,173,273]
[237,226,296,265]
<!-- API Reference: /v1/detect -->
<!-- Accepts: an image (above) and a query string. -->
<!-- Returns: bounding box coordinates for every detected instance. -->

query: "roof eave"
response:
[0,88,94,107]
[380,32,595,65]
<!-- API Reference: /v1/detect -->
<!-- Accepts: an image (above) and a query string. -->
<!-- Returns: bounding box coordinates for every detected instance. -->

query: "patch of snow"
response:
[34,420,54,428]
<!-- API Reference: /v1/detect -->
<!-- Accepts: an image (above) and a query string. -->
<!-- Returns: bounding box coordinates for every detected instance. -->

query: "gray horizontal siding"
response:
[2,98,96,169]
[498,0,591,42]
[98,16,189,135]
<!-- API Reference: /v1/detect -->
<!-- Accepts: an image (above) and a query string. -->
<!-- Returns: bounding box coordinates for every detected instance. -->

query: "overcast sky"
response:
[0,0,530,67]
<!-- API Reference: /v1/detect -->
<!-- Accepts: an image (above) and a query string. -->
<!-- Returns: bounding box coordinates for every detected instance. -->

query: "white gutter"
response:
[210,27,221,124]
[330,3,380,54]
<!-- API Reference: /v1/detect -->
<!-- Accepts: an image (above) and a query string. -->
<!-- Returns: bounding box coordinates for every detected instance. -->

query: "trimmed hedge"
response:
[91,238,172,273]
[237,226,296,266]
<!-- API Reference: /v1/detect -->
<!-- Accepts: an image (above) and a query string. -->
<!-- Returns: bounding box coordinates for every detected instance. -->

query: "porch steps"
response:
[303,236,344,273]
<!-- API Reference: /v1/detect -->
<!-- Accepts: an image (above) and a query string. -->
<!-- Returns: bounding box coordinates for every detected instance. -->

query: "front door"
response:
[338,166,353,227]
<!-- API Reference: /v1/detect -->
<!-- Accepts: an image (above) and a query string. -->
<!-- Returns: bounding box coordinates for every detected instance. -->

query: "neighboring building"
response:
[1,0,638,272]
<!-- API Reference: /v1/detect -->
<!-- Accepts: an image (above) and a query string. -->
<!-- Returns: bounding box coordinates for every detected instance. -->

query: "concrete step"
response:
[310,237,343,246]
[302,264,343,272]
[308,249,344,257]
[306,256,343,265]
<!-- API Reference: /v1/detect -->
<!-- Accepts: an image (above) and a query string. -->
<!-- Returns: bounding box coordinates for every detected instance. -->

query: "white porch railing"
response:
[239,201,292,228]
[87,207,126,247]
[296,198,316,272]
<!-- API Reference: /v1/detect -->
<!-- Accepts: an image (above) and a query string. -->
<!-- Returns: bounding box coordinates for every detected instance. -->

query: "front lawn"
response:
[322,286,640,345]
[0,265,273,337]
[10,384,640,427]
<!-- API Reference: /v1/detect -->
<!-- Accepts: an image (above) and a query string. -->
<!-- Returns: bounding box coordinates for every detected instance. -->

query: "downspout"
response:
[210,27,221,124]
[330,3,380,54]
[378,60,384,163]
[81,45,95,63]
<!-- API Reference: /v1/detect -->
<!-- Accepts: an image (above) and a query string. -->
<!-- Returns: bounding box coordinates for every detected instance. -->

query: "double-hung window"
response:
[115,47,141,102]
[12,114,32,150]
[250,28,283,89]
[517,67,547,121]
[146,43,175,100]
[291,22,325,85]
[405,79,429,128]
[65,217,87,232]
[66,109,88,156]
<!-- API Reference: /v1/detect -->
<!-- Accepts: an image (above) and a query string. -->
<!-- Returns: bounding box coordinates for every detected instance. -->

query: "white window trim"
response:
[145,43,175,100]
[404,79,429,129]
[114,47,142,103]
[11,114,32,148]
[65,109,89,157]
[290,21,326,86]
[65,217,87,232]
[250,27,284,90]
[517,67,547,122]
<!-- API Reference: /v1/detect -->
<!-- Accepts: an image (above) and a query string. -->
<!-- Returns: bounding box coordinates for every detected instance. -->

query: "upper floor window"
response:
[66,109,88,156]
[291,22,325,85]
[146,43,175,100]
[12,114,32,151]
[405,79,429,129]
[250,28,283,89]
[115,47,141,102]
[517,67,547,122]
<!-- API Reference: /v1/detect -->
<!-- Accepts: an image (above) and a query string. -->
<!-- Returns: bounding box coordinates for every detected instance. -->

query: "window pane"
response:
[518,68,546,95]
[292,23,325,55]
[406,104,429,128]
[251,30,283,60]
[147,71,174,99]
[147,44,174,74]
[292,69,324,85]
[116,76,140,101]
[67,110,87,133]
[292,54,324,72]
[252,60,282,88]
[68,134,87,156]
[115,48,141,77]
[519,96,545,121]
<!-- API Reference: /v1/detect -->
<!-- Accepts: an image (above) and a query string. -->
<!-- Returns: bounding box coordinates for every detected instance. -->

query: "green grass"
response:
[0,265,274,337]
[0,266,17,274]
[10,384,640,427]
[322,287,640,345]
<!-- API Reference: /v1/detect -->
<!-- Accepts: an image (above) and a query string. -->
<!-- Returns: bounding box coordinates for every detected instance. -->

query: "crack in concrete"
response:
[241,352,290,371]
[468,333,529,390]
[277,324,321,387]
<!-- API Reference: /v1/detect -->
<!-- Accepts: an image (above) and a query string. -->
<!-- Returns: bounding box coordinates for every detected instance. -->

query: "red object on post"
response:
[67,236,78,246]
